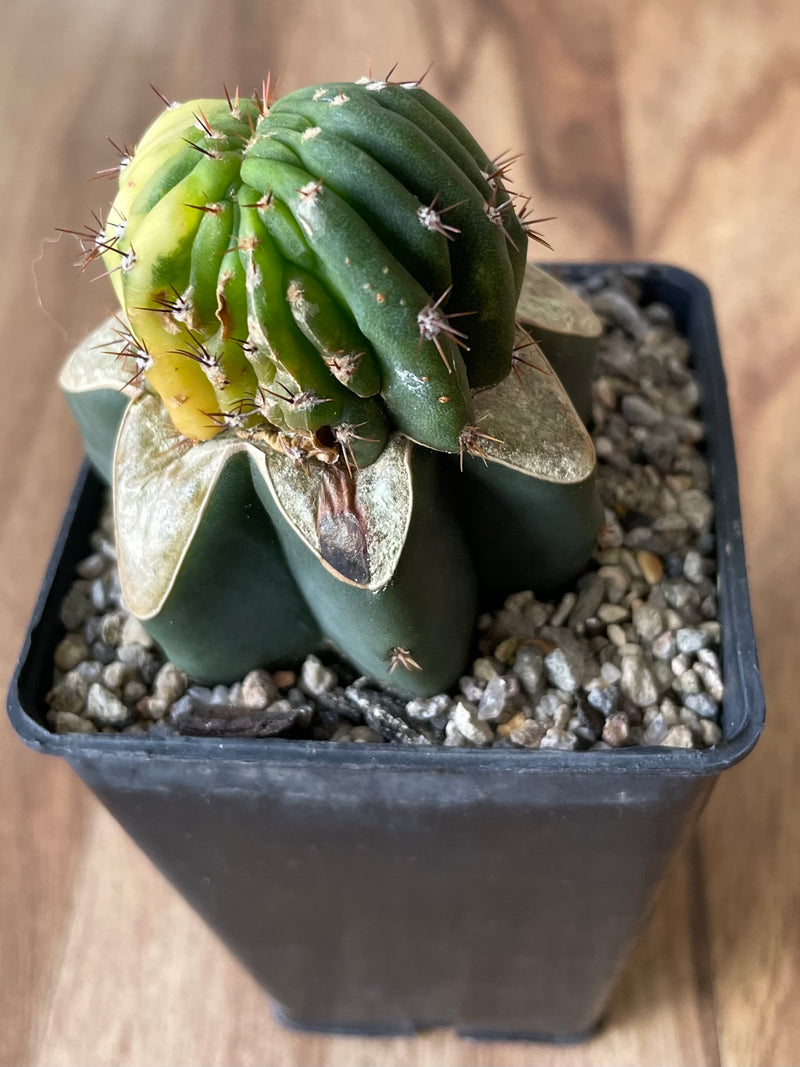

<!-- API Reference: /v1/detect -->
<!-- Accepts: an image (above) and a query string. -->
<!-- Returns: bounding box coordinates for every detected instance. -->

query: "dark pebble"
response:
[575,701,606,736]
[313,705,348,737]
[663,551,686,578]
[344,686,432,745]
[313,687,364,723]
[176,702,302,738]
[90,641,116,665]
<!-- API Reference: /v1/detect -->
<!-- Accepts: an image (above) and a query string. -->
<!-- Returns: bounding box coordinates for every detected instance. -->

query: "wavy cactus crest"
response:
[61,74,604,698]
[100,78,528,466]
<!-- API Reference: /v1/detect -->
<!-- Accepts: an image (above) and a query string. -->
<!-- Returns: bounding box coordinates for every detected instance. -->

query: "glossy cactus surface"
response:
[61,74,604,698]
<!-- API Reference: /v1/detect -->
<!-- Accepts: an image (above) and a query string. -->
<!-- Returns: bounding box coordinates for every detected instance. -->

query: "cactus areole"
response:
[60,75,604,698]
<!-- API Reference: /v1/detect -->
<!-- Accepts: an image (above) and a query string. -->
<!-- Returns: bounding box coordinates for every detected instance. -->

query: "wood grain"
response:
[616,6,800,1064]
[1,1,798,1064]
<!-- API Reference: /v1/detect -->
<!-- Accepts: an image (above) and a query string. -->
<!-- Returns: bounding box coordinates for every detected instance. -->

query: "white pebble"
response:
[300,655,337,696]
[87,683,130,725]
[450,701,493,746]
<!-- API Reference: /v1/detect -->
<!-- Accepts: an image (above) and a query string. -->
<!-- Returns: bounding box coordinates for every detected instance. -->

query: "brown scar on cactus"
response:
[316,465,371,584]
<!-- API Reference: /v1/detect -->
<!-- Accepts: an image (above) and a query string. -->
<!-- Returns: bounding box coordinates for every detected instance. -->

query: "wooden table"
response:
[1,2,798,1064]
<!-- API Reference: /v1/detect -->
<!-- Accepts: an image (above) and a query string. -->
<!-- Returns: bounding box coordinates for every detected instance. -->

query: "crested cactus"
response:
[60,72,604,698]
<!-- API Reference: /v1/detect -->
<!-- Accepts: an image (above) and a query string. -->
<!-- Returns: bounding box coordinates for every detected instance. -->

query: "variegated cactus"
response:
[60,73,603,697]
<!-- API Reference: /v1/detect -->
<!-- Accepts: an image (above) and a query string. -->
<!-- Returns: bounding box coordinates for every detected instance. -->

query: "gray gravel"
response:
[47,269,724,751]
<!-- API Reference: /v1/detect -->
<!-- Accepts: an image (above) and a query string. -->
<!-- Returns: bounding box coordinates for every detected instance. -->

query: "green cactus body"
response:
[282,265,381,398]
[265,83,520,390]
[357,80,528,292]
[62,77,606,699]
[250,438,477,697]
[101,81,523,455]
[237,186,389,464]
[458,332,603,603]
[256,118,454,297]
[241,150,474,453]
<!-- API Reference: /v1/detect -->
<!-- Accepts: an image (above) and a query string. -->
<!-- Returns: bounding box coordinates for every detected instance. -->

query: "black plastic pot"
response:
[7,264,764,1042]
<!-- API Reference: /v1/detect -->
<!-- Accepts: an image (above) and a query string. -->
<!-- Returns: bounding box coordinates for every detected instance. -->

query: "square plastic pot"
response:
[7,263,764,1042]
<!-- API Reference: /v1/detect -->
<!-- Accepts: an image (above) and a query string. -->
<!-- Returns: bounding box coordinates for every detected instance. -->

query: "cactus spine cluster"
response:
[61,72,603,698]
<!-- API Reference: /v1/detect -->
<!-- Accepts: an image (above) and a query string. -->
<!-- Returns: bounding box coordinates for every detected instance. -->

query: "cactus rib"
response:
[241,152,473,453]
[266,83,518,389]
